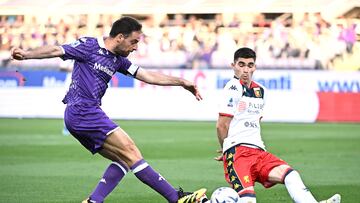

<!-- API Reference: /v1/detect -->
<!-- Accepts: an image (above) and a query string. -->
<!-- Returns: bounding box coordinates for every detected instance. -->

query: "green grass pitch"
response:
[0,118,359,202]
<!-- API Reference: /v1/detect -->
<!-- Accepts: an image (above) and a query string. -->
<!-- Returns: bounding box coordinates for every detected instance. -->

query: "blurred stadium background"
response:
[0,0,360,202]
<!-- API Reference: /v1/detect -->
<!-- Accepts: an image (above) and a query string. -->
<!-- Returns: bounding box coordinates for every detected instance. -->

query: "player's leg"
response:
[65,106,130,203]
[268,165,318,203]
[257,151,341,203]
[101,128,179,202]
[223,146,257,203]
[86,149,129,203]
[66,106,204,203]
[255,149,318,203]
[103,128,206,203]
[270,165,341,203]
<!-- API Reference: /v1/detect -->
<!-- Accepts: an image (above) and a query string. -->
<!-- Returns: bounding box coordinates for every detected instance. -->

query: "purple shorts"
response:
[64,104,119,154]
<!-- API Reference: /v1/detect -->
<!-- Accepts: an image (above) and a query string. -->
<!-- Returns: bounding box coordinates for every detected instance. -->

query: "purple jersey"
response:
[60,37,139,106]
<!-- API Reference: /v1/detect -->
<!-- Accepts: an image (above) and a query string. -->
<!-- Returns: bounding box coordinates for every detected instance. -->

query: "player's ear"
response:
[116,33,125,41]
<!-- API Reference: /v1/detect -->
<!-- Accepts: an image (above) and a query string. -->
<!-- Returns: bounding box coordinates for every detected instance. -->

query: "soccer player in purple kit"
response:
[11,16,206,203]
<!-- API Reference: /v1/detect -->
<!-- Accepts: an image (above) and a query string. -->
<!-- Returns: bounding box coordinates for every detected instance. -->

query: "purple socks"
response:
[131,159,179,203]
[90,162,128,202]
[89,159,179,203]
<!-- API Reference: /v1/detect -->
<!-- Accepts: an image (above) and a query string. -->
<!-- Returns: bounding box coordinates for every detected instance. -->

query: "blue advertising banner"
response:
[0,70,134,88]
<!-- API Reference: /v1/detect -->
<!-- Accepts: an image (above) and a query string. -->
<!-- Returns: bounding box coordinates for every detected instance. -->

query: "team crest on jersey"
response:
[254,87,262,98]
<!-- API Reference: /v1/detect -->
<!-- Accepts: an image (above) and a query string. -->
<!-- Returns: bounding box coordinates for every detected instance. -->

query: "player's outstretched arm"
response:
[135,68,202,100]
[11,45,64,60]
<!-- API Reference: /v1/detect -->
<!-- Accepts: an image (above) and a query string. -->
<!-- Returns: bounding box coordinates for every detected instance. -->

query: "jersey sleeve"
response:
[60,37,91,61]
[116,57,140,78]
[218,82,242,117]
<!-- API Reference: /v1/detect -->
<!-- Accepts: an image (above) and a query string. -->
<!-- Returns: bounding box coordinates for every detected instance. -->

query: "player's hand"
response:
[10,47,26,60]
[182,80,203,101]
[214,149,223,162]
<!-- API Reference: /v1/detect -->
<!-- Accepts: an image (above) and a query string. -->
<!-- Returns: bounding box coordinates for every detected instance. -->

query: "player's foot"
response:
[198,192,209,203]
[82,197,100,203]
[319,194,341,203]
[177,188,207,203]
[81,198,89,203]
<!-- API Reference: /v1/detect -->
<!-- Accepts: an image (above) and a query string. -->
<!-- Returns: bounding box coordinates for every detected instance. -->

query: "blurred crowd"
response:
[0,13,359,70]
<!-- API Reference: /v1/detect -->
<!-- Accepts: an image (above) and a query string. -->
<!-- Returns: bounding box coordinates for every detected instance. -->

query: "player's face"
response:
[115,31,142,57]
[231,57,256,85]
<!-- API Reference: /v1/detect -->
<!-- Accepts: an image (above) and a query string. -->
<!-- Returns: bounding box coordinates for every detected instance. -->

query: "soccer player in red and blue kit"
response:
[11,16,206,203]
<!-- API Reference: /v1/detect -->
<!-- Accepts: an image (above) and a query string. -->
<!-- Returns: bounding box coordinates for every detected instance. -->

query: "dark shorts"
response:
[64,104,119,154]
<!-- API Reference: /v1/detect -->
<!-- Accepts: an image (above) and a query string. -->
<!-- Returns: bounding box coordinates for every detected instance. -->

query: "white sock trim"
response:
[112,162,128,175]
[131,162,149,173]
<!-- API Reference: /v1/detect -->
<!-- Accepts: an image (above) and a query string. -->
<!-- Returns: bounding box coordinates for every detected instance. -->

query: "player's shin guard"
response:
[131,159,179,203]
[90,162,128,202]
[284,170,317,203]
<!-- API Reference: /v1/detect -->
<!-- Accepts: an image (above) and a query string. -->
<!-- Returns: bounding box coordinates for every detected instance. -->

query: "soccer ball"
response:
[210,187,239,203]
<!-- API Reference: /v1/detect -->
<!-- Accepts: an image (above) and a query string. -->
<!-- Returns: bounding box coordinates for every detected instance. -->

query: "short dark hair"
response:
[234,47,256,62]
[109,16,142,37]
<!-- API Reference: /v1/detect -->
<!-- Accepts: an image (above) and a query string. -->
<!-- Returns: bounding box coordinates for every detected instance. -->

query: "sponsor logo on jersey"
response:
[244,121,258,128]
[94,62,114,77]
[248,102,264,110]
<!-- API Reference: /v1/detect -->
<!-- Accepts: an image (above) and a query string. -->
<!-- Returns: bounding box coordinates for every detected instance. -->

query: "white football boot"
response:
[319,194,341,203]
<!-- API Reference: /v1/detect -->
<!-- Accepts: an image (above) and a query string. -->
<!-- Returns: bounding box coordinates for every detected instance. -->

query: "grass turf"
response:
[0,119,359,202]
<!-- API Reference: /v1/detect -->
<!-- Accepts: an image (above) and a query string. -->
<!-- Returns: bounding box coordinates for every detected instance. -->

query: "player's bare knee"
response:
[268,164,293,183]
[125,143,142,156]
[116,143,143,165]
